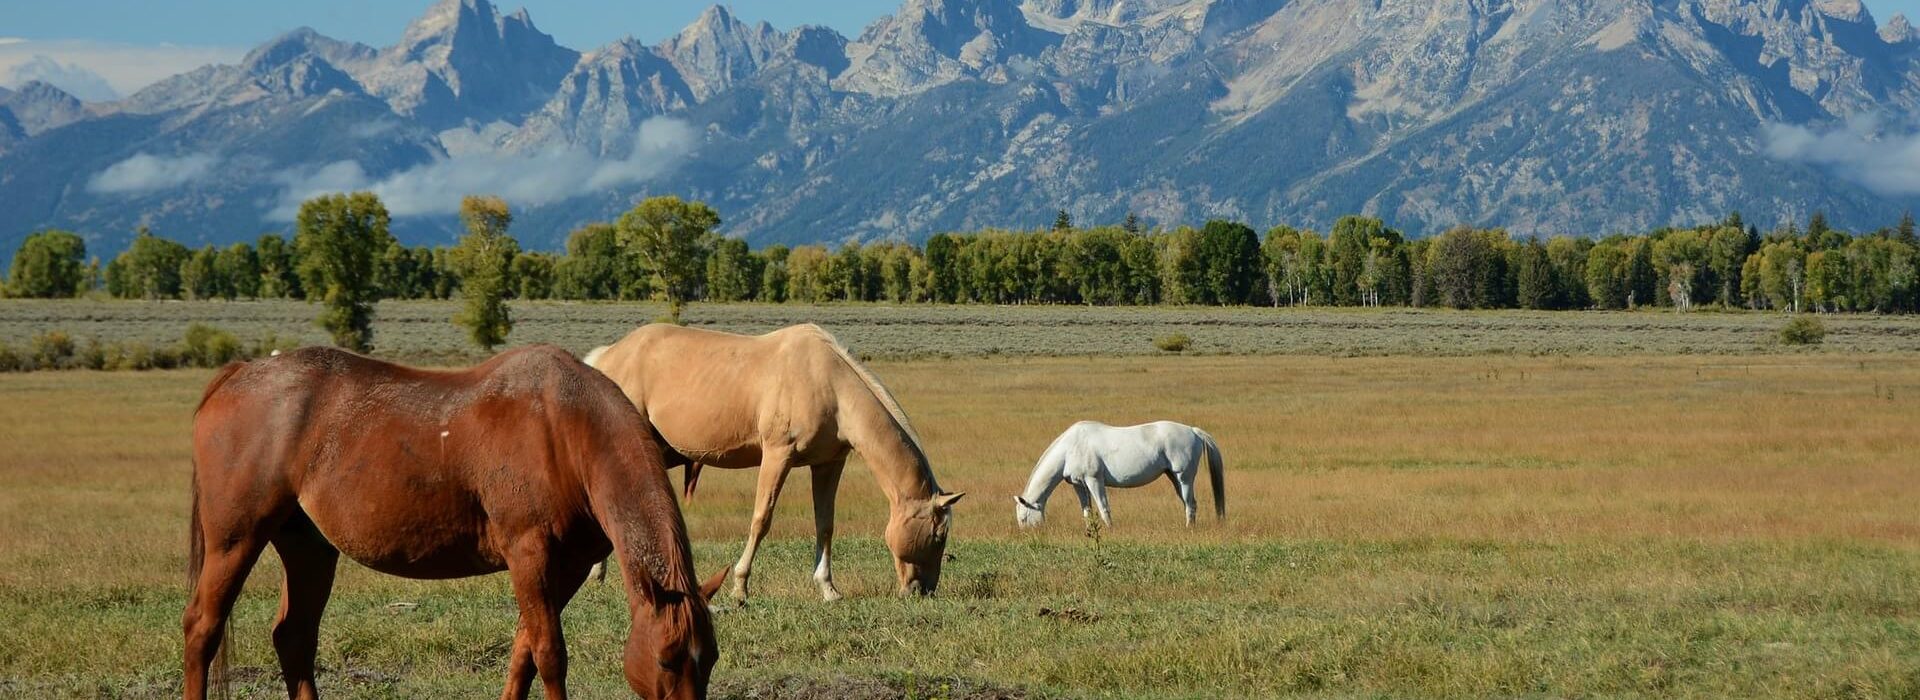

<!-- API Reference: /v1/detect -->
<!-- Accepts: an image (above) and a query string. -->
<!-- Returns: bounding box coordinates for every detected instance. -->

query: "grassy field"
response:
[5,299,1920,361]
[2,352,1918,698]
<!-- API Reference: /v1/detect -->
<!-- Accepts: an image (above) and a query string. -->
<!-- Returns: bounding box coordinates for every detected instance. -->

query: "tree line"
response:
[8,194,1919,348]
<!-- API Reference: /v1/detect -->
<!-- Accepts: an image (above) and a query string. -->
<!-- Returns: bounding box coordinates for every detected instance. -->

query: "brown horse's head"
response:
[884,491,965,595]
[624,568,726,699]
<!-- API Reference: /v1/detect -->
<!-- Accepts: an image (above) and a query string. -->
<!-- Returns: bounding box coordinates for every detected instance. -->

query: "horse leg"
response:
[1071,482,1093,522]
[809,458,847,602]
[184,526,272,700]
[732,448,794,604]
[1170,470,1198,526]
[500,544,588,700]
[269,516,338,700]
[1085,480,1114,527]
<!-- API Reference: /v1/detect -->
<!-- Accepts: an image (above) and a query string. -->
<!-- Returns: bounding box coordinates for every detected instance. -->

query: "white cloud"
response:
[1762,115,1920,196]
[87,152,221,194]
[7,55,118,101]
[269,117,699,220]
[0,39,242,97]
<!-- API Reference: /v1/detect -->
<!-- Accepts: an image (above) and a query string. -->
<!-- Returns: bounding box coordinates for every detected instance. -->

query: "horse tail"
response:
[186,467,231,700]
[582,345,612,370]
[1194,427,1225,520]
[682,462,703,500]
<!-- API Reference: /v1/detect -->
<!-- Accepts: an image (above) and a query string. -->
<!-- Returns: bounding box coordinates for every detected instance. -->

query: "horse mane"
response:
[804,325,925,448]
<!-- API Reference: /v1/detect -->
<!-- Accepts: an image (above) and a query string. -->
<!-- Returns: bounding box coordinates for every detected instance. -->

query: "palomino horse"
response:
[1014,421,1224,528]
[185,346,724,700]
[585,324,964,602]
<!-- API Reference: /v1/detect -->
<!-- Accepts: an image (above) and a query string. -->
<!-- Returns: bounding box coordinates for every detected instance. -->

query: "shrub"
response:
[31,331,76,369]
[182,323,244,367]
[1153,333,1192,353]
[249,333,301,358]
[1778,316,1827,346]
[79,339,109,370]
[0,342,22,372]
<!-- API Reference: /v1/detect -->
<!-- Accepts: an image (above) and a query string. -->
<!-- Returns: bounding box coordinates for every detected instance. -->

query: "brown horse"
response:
[585,324,963,602]
[184,345,723,700]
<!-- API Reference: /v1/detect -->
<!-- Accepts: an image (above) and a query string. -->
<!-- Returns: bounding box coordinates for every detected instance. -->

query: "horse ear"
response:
[698,566,729,603]
[933,492,966,510]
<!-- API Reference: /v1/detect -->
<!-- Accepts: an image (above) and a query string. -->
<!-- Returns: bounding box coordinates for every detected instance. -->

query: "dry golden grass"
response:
[1,354,1917,698]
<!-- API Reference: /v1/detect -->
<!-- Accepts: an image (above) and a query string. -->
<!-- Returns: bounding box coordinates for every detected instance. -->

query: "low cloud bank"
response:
[270,117,698,220]
[87,152,220,194]
[1762,116,1920,196]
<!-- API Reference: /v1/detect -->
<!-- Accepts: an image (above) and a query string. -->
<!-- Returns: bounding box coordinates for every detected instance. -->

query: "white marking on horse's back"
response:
[582,345,611,370]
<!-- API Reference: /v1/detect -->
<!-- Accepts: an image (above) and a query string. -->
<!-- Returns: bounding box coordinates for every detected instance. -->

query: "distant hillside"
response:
[3,0,1919,255]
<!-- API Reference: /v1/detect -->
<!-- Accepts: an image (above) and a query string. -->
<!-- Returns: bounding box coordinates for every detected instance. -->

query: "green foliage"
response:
[180,323,243,366]
[109,228,189,300]
[1778,316,1826,346]
[617,196,720,322]
[216,243,261,299]
[256,234,301,299]
[1191,220,1263,305]
[450,195,518,351]
[8,230,89,298]
[294,192,394,352]
[179,246,221,300]
[1152,333,1192,352]
[42,204,1920,318]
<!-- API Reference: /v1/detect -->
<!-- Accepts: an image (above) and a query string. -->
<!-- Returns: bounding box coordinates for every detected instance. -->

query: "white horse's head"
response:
[1014,496,1045,528]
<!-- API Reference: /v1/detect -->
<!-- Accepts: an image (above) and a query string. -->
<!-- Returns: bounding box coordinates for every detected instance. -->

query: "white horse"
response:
[1014,420,1224,527]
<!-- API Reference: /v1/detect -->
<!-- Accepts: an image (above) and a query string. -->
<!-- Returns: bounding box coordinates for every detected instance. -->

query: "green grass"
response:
[2,342,1918,697]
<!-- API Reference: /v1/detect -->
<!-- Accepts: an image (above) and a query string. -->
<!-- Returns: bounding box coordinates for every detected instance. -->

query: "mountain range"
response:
[4,0,1920,254]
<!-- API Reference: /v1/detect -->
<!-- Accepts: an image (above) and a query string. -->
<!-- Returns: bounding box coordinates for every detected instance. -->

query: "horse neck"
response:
[586,453,696,602]
[839,390,940,506]
[1019,448,1067,506]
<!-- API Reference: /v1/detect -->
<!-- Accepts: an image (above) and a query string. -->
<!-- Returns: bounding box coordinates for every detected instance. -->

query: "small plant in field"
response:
[182,323,244,366]
[0,342,21,372]
[1153,333,1192,353]
[79,339,108,370]
[31,331,75,369]
[1778,316,1826,346]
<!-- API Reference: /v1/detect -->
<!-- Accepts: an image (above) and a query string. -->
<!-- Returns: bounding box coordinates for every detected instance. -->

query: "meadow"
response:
[2,334,1918,697]
[6,299,1920,362]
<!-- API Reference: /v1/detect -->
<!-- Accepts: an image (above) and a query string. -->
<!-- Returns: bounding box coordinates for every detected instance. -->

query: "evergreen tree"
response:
[757,245,791,303]
[1625,238,1657,308]
[1192,220,1262,305]
[450,195,518,351]
[1053,209,1073,232]
[1513,236,1555,310]
[1122,212,1143,235]
[1900,210,1916,246]
[703,236,756,302]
